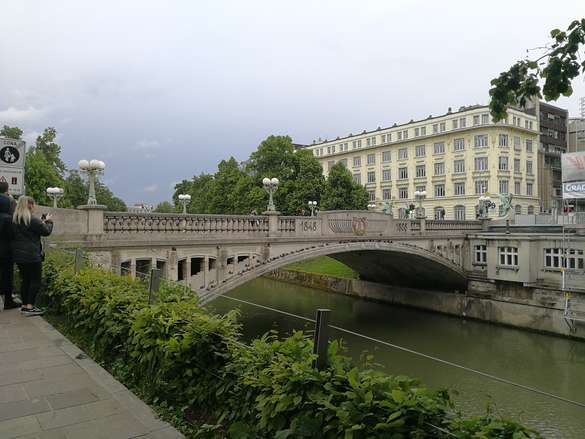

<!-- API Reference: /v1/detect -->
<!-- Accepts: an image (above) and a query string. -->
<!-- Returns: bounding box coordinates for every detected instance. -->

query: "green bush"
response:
[42,253,540,439]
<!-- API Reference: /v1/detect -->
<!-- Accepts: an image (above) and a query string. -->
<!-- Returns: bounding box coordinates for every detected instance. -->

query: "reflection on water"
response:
[209,277,585,439]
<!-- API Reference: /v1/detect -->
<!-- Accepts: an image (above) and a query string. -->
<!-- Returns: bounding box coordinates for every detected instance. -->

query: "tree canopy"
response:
[489,18,585,120]
[170,135,365,215]
[1,125,126,211]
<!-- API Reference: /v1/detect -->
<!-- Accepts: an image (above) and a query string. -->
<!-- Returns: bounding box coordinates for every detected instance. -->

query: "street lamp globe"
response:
[262,177,271,186]
[262,177,280,213]
[46,187,64,208]
[78,159,106,206]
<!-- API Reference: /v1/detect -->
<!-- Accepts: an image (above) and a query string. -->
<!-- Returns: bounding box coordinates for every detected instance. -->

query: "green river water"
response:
[208,277,585,438]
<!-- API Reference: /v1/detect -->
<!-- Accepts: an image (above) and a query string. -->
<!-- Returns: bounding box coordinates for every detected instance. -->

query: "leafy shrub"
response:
[42,253,540,438]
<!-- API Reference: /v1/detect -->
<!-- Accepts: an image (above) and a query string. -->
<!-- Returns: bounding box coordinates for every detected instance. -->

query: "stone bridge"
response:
[44,207,483,303]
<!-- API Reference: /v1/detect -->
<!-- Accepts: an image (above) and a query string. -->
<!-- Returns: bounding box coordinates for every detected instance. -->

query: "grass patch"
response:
[284,256,358,279]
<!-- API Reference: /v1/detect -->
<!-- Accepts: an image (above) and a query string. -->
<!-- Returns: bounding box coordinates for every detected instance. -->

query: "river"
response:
[208,277,585,438]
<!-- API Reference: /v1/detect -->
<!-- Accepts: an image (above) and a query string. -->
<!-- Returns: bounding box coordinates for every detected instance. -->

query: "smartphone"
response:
[41,214,47,220]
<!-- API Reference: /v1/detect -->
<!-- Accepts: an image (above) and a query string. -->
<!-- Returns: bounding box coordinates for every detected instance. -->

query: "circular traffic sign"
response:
[0,146,20,164]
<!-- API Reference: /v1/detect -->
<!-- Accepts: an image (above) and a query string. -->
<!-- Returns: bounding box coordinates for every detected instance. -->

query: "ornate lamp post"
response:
[414,190,427,219]
[478,195,492,220]
[262,177,279,213]
[308,200,317,216]
[178,194,191,214]
[78,159,105,206]
[46,187,64,208]
[367,202,377,211]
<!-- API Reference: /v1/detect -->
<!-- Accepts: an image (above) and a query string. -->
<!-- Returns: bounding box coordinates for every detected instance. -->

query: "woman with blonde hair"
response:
[11,196,53,316]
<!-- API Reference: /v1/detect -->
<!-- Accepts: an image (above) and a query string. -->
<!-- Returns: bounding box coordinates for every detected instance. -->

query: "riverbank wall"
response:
[265,269,585,340]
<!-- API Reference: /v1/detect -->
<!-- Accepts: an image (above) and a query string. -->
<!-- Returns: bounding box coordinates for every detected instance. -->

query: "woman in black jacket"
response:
[11,196,53,316]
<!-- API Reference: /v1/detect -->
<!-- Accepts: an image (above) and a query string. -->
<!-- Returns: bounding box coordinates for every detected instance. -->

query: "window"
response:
[515,205,522,215]
[527,205,534,214]
[371,136,377,146]
[398,148,408,160]
[402,130,408,139]
[414,127,420,137]
[352,141,357,150]
[399,187,408,199]
[397,131,402,140]
[353,173,361,184]
[398,208,408,219]
[434,207,445,220]
[366,138,371,147]
[454,138,465,151]
[382,169,391,181]
[433,123,438,134]
[526,182,533,196]
[434,162,445,175]
[498,156,508,170]
[499,180,509,194]
[368,191,376,202]
[381,134,388,143]
[499,247,519,267]
[415,144,426,157]
[525,120,529,129]
[526,139,533,152]
[382,150,391,162]
[454,182,465,195]
[514,181,521,195]
[357,140,362,148]
[474,245,487,264]
[460,117,466,128]
[452,119,459,129]
[544,248,563,269]
[415,185,426,193]
[514,158,520,173]
[420,126,426,136]
[434,142,445,154]
[514,136,521,150]
[454,205,466,220]
[367,171,376,183]
[474,157,488,171]
[454,159,465,174]
[566,249,585,269]
[399,167,408,180]
[473,115,480,126]
[475,180,488,195]
[353,156,361,167]
[331,145,336,153]
[526,160,533,174]
[339,159,347,168]
[474,135,488,148]
[382,188,391,200]
[415,165,426,178]
[439,122,446,132]
[367,153,376,165]
[481,113,490,125]
[529,121,533,130]
[327,146,331,154]
[498,134,509,147]
[434,184,445,197]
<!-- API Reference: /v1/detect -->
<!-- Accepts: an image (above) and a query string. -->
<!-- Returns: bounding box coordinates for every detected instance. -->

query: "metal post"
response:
[74,249,83,274]
[312,308,331,370]
[148,269,162,304]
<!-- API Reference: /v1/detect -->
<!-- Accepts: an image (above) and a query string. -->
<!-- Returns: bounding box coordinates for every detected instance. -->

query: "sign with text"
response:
[0,137,26,195]
[561,152,585,199]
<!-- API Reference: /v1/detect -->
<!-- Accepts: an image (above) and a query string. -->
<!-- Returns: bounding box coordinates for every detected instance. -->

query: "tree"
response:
[321,162,368,211]
[154,201,176,213]
[489,18,585,121]
[34,127,66,175]
[1,125,23,139]
[24,149,64,205]
[62,171,88,208]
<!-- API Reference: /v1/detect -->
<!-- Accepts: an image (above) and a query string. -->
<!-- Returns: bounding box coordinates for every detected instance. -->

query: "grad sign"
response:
[562,151,585,199]
[0,137,26,196]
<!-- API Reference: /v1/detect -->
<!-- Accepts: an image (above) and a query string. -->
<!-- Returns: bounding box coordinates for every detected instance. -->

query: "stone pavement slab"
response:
[0,309,184,438]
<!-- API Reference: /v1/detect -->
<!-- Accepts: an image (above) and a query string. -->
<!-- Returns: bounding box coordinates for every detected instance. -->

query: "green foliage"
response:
[285,256,358,279]
[489,18,585,121]
[24,149,64,206]
[35,127,66,175]
[154,201,176,213]
[321,162,368,211]
[43,253,539,439]
[1,125,23,139]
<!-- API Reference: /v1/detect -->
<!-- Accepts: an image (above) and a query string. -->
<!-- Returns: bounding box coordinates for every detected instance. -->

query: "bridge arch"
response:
[199,241,467,304]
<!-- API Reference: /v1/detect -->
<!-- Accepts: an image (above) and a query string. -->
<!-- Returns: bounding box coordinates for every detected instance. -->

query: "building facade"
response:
[304,105,540,220]
[524,101,568,213]
[569,118,585,152]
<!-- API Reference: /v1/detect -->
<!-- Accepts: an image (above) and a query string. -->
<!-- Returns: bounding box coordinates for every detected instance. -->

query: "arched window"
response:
[454,205,465,221]
[434,207,445,220]
[515,205,522,215]
[527,205,534,215]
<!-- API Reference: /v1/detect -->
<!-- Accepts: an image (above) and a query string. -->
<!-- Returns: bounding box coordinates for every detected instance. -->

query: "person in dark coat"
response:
[11,196,53,316]
[0,181,18,309]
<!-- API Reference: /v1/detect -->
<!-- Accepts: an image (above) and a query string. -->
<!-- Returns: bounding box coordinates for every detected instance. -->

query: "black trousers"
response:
[0,257,13,303]
[17,262,42,306]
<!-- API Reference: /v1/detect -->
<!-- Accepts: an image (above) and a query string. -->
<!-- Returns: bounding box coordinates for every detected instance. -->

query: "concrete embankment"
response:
[264,269,585,340]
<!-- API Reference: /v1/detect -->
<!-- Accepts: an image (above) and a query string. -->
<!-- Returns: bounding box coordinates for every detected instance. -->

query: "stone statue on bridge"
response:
[498,193,514,218]
[382,200,393,217]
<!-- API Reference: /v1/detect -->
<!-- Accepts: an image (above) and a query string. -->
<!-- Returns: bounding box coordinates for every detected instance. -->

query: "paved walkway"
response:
[0,309,184,439]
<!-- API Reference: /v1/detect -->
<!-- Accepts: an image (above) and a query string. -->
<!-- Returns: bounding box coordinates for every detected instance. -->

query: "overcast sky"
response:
[1,1,584,205]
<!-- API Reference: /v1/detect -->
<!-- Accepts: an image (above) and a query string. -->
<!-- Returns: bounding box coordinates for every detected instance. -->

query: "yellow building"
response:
[304,105,540,220]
